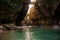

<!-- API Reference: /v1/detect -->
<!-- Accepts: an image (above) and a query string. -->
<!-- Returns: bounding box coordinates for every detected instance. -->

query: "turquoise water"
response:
[30,28,60,40]
[0,28,60,40]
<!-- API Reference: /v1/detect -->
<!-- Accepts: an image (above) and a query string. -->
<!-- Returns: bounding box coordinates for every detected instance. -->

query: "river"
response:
[0,27,60,40]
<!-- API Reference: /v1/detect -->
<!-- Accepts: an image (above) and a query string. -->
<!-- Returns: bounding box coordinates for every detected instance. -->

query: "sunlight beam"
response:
[27,4,34,14]
[30,0,36,2]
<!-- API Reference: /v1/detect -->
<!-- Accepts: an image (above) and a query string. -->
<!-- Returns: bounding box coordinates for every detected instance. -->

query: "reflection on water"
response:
[25,28,30,40]
[0,27,60,40]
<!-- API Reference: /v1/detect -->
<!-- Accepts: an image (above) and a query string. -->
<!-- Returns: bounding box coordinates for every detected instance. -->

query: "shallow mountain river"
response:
[0,27,60,40]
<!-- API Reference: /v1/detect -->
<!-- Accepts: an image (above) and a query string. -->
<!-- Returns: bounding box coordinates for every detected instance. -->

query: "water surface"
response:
[0,27,60,40]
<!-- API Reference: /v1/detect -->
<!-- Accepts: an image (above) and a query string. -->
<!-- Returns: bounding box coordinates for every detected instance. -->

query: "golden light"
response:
[27,0,36,19]
[27,16,29,19]
[27,4,34,14]
[30,0,36,2]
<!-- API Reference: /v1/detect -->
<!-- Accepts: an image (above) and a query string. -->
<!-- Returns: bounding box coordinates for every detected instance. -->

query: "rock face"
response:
[0,0,29,25]
[33,0,60,25]
[29,7,40,21]
[27,0,60,25]
[35,0,60,17]
[28,6,41,25]
[0,2,16,24]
